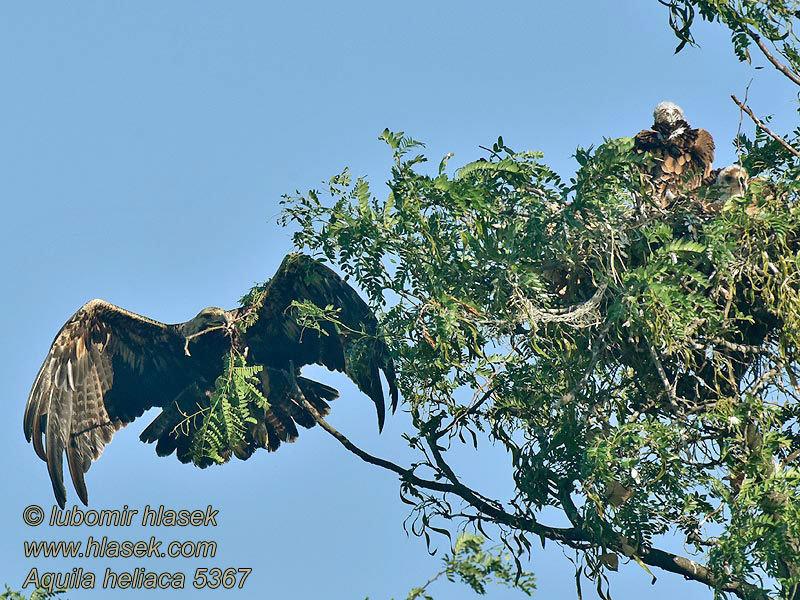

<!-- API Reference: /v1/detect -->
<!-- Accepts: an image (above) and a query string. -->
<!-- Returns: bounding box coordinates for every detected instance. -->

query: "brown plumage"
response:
[634,101,715,207]
[701,164,749,213]
[24,254,397,508]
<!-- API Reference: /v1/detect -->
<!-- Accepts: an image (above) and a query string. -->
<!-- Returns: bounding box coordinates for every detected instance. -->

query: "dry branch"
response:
[731,94,800,160]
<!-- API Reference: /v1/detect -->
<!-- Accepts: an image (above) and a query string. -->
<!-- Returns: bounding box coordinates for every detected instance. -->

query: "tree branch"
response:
[309,400,770,599]
[745,28,800,88]
[637,546,769,600]
[301,401,453,494]
[647,340,680,409]
[302,396,588,547]
[301,364,777,600]
[731,94,800,160]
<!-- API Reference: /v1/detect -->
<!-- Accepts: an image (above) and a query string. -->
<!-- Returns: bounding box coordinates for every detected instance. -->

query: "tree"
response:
[274,2,800,598]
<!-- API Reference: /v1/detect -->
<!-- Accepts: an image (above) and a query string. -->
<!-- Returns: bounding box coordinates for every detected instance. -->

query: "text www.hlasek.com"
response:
[24,536,217,559]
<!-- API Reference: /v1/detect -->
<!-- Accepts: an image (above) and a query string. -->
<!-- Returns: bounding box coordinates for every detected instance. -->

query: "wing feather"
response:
[235,254,398,431]
[24,299,192,507]
[691,128,715,178]
[634,129,661,153]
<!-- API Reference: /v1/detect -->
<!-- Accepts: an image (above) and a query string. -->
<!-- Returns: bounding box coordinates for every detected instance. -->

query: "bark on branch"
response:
[731,94,800,160]
[745,28,800,88]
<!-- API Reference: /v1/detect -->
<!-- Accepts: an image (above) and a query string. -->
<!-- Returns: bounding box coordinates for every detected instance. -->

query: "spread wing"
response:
[139,369,342,465]
[234,253,398,431]
[24,299,192,507]
[136,254,398,469]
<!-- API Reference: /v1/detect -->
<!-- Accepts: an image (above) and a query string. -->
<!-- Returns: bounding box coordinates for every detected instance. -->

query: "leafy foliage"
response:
[185,349,270,466]
[236,280,270,332]
[658,0,800,67]
[280,53,800,597]
[142,1,800,598]
[1,588,65,600]
[441,533,536,596]
[402,533,536,600]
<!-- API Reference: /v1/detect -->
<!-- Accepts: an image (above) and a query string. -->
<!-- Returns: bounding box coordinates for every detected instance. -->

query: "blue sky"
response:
[1,2,796,599]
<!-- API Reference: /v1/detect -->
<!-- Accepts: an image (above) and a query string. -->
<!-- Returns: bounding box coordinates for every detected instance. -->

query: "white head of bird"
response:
[653,101,685,129]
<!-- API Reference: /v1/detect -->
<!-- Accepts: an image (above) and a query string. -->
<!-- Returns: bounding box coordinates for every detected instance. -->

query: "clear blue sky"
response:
[1,2,796,599]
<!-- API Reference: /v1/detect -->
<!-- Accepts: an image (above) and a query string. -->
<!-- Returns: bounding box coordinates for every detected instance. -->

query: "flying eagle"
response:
[634,101,715,207]
[24,253,398,508]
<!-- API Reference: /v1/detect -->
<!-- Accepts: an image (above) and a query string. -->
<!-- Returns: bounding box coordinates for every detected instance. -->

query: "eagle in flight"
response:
[634,101,715,207]
[24,254,397,508]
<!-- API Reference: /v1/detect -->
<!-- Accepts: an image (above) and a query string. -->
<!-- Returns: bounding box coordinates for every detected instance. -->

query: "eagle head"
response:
[716,165,749,200]
[653,101,685,129]
[179,306,230,338]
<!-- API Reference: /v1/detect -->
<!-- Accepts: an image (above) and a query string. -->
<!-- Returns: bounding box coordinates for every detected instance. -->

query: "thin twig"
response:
[425,433,507,511]
[734,79,753,163]
[182,324,230,356]
[407,569,446,600]
[731,95,800,160]
[750,360,785,397]
[436,377,499,440]
[478,144,504,160]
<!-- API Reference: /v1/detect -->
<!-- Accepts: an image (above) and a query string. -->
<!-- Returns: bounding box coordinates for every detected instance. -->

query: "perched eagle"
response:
[708,164,785,217]
[634,101,715,207]
[703,164,749,213]
[24,253,397,508]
